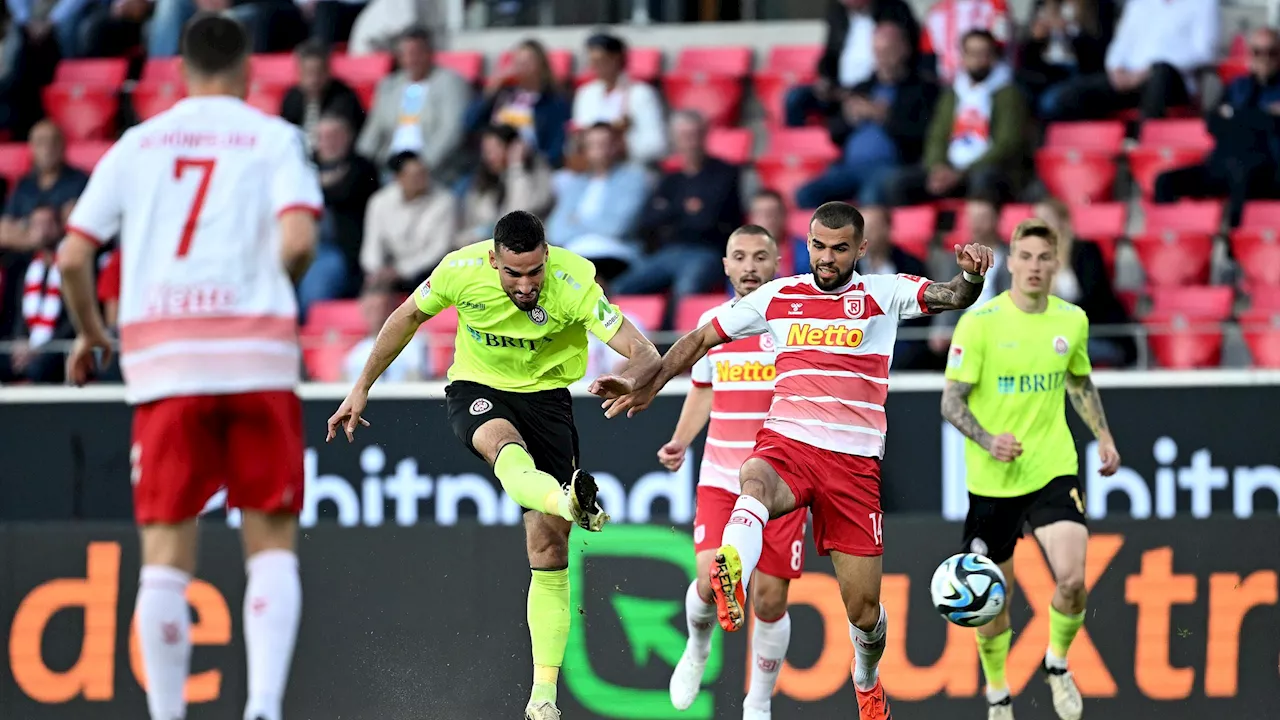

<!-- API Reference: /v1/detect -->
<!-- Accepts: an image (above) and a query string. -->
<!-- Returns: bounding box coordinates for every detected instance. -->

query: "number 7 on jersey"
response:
[173,157,216,258]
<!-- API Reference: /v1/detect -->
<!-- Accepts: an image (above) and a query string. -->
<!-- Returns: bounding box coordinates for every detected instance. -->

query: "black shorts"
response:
[444,380,579,490]
[962,475,1088,564]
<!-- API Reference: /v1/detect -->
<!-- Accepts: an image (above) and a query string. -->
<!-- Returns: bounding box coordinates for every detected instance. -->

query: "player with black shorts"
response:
[327,210,661,720]
[941,218,1122,720]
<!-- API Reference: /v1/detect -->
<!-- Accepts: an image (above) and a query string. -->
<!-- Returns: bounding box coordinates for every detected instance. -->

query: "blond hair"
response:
[1010,217,1059,249]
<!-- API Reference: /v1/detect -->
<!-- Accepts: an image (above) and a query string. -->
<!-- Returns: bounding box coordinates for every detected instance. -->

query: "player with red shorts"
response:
[58,15,321,720]
[656,225,804,718]
[602,202,994,720]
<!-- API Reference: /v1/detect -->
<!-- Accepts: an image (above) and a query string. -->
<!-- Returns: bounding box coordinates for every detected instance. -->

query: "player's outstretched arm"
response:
[941,379,1022,462]
[589,316,662,399]
[1065,372,1121,475]
[57,233,114,386]
[603,323,728,419]
[327,297,430,442]
[921,243,995,313]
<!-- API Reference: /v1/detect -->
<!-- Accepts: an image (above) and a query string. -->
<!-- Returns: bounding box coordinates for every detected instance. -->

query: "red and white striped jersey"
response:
[67,96,323,405]
[710,272,934,459]
[691,300,778,493]
[921,0,1011,83]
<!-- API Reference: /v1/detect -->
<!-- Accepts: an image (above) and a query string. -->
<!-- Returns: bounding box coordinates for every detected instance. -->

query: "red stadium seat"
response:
[1145,287,1232,368]
[1251,286,1280,311]
[0,143,32,187]
[1043,121,1126,153]
[131,82,186,121]
[300,326,362,382]
[1035,148,1119,204]
[664,72,745,127]
[614,295,666,331]
[497,48,574,84]
[1241,308,1280,367]
[1230,228,1280,288]
[305,300,365,333]
[141,57,183,83]
[753,45,822,127]
[425,306,459,375]
[435,51,484,84]
[1142,200,1223,235]
[676,294,730,332]
[997,204,1034,239]
[1219,58,1250,85]
[661,127,753,172]
[764,126,835,156]
[250,53,297,85]
[1131,233,1215,287]
[1240,201,1280,229]
[64,141,113,173]
[1126,120,1214,199]
[244,81,287,115]
[1147,285,1234,318]
[54,59,128,87]
[42,84,118,141]
[1070,202,1127,276]
[674,46,752,76]
[575,47,663,86]
[756,128,839,206]
[890,205,937,261]
[787,207,813,237]
[330,53,393,86]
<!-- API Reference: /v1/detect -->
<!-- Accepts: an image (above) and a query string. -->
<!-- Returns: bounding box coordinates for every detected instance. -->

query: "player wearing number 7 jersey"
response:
[57,15,322,720]
[599,202,995,720]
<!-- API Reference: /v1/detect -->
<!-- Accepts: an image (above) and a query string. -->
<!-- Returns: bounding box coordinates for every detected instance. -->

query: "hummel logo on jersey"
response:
[789,303,803,315]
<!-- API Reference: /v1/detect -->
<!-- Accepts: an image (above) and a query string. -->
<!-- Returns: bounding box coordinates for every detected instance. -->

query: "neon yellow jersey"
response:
[414,240,623,392]
[944,292,1092,498]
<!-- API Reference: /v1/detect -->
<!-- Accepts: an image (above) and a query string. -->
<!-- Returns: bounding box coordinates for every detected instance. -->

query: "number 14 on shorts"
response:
[868,512,883,547]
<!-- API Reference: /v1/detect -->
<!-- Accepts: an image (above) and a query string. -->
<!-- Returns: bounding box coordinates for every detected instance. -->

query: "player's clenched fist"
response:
[657,441,686,471]
[1095,436,1121,476]
[326,390,371,443]
[986,432,1022,462]
[955,243,995,277]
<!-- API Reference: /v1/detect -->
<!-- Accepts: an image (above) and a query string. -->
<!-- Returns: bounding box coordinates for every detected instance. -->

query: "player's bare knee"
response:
[751,577,789,622]
[472,419,525,465]
[845,594,881,632]
[240,511,297,558]
[738,459,776,509]
[1056,574,1087,609]
[140,521,199,574]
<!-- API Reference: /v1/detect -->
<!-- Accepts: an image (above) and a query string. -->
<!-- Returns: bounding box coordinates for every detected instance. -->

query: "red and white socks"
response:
[242,549,302,720]
[137,565,193,720]
[720,496,769,592]
[745,612,791,709]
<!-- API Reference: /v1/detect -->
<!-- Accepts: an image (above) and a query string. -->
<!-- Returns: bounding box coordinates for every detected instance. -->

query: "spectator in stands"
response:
[357,27,471,178]
[149,0,306,56]
[0,205,73,384]
[343,280,429,382]
[1041,0,1218,121]
[282,40,366,145]
[795,20,938,209]
[571,32,667,166]
[299,0,366,46]
[928,195,1009,355]
[1016,0,1116,117]
[298,113,381,317]
[1034,197,1136,367]
[345,0,424,55]
[747,188,790,266]
[4,0,94,59]
[884,30,1029,207]
[856,206,935,369]
[1153,27,1280,227]
[458,125,554,248]
[786,0,920,127]
[361,151,456,292]
[921,0,1012,83]
[78,0,148,58]
[465,39,571,168]
[613,110,743,301]
[0,8,60,138]
[0,122,88,248]
[546,123,648,280]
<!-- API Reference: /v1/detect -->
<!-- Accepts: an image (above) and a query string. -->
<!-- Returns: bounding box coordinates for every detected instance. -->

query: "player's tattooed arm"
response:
[1065,373,1111,439]
[941,380,994,451]
[921,274,985,313]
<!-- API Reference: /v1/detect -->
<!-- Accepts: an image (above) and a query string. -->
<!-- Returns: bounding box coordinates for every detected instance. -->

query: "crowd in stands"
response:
[1,0,1278,385]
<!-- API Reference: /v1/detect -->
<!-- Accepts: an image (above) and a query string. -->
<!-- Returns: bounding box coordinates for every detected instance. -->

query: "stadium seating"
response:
[1036,121,1125,204]
[249,53,297,84]
[64,141,113,172]
[305,300,364,333]
[1069,202,1127,276]
[497,48,575,84]
[663,127,752,171]
[1144,286,1234,369]
[42,84,119,141]
[752,45,822,127]
[1240,306,1280,367]
[575,47,663,86]
[1230,228,1280,288]
[1240,201,1280,229]
[614,295,666,331]
[890,205,937,261]
[676,294,729,332]
[131,82,186,121]
[663,46,752,127]
[1131,201,1221,287]
[426,306,460,374]
[0,143,32,187]
[53,59,128,87]
[755,127,839,206]
[244,81,288,115]
[1126,119,1215,199]
[330,53,393,86]
[300,325,361,381]
[141,57,182,83]
[435,51,485,84]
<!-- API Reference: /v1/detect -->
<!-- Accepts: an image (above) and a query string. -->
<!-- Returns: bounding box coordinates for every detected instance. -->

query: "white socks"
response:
[850,604,887,691]
[745,612,791,709]
[242,550,302,720]
[720,496,769,593]
[137,565,192,720]
[684,581,717,659]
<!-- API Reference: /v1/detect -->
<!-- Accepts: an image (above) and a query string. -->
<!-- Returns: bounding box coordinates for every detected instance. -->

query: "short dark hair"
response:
[181,14,250,77]
[494,210,547,254]
[811,201,865,237]
[961,29,999,54]
[586,32,626,56]
[399,26,432,46]
[387,150,423,175]
[731,223,775,242]
[295,38,330,62]
[752,188,785,207]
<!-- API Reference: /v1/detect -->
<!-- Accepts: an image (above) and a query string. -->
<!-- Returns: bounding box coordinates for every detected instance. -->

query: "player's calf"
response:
[744,573,792,714]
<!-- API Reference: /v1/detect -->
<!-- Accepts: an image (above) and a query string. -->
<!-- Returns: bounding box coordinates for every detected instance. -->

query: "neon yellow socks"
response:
[976,628,1012,692]
[528,568,570,706]
[494,444,571,520]
[1048,604,1086,661]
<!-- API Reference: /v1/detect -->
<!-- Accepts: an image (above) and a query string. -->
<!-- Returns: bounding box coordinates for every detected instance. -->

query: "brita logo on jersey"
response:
[996,371,1066,394]
[714,360,776,382]
[785,324,864,348]
[466,325,552,352]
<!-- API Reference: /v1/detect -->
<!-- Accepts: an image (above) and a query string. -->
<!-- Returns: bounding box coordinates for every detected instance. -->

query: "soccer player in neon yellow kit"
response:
[327,211,661,720]
[941,218,1121,720]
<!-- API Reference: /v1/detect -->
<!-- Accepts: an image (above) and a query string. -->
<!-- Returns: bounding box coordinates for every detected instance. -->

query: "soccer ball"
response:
[930,553,1008,627]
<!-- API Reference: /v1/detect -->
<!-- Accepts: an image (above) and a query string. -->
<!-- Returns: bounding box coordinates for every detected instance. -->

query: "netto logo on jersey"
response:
[996,371,1066,394]
[714,360,776,382]
[785,323,864,348]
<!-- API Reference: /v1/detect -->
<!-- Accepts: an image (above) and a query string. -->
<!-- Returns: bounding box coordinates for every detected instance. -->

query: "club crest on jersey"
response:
[469,398,493,415]
[843,292,866,319]
[1053,335,1069,356]
[759,333,776,352]
[527,305,548,325]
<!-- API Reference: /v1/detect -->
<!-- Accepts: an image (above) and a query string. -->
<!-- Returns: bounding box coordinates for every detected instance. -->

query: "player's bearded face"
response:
[809,224,861,291]
[492,247,547,311]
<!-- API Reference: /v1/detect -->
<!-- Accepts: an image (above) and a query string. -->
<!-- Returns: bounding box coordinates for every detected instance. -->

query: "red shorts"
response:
[131,390,304,525]
[694,485,807,579]
[748,428,884,557]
